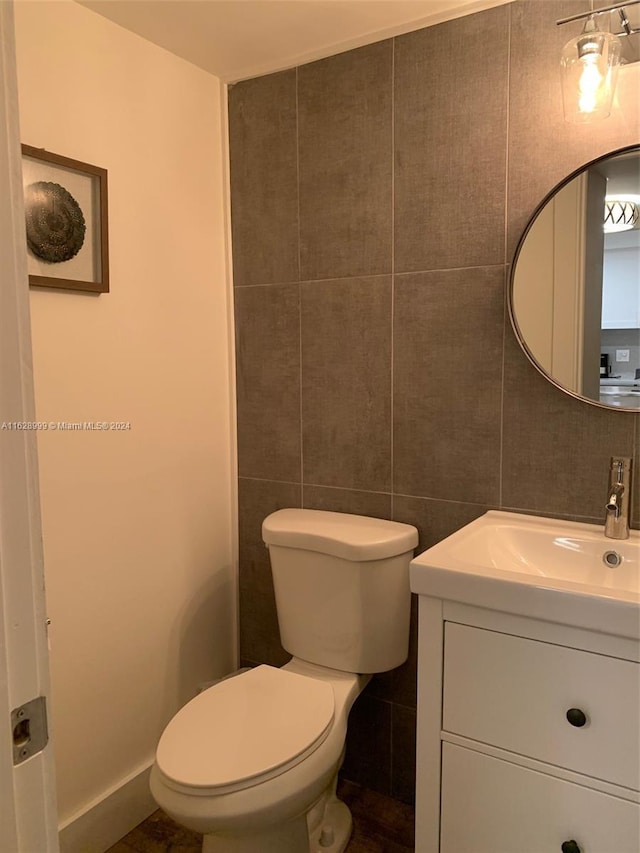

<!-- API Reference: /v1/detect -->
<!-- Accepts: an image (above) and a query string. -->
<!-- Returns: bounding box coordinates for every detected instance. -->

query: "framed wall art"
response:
[21,145,109,293]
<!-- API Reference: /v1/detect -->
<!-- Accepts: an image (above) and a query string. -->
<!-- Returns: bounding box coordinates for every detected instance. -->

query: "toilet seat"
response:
[155,665,335,796]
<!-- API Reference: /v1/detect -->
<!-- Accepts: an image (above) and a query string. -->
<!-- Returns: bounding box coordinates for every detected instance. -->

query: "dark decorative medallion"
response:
[24,181,86,263]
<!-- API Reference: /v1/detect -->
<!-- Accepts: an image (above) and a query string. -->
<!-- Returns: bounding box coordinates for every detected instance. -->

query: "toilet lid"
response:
[155,665,335,794]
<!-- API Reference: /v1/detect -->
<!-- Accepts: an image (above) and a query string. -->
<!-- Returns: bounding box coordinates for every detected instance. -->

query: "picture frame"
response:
[21,145,109,293]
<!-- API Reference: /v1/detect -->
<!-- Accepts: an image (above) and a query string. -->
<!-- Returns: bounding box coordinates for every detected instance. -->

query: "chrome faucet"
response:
[604,457,632,540]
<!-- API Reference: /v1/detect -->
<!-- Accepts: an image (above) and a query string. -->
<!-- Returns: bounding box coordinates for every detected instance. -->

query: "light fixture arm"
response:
[618,6,633,35]
[557,0,640,36]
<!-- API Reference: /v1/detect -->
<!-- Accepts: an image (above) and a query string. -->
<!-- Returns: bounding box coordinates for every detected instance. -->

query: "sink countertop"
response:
[410,511,640,640]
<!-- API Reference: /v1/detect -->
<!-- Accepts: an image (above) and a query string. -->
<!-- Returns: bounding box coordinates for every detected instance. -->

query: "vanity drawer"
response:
[442,622,640,790]
[440,742,640,853]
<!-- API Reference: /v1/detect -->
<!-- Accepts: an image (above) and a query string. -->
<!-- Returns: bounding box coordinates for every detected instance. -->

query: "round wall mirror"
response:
[509,145,640,411]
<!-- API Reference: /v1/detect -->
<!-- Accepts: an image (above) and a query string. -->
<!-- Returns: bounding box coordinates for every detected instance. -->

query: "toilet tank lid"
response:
[262,509,418,561]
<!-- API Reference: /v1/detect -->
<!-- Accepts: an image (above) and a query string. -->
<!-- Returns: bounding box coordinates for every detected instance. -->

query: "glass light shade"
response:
[560,18,621,122]
[604,197,640,232]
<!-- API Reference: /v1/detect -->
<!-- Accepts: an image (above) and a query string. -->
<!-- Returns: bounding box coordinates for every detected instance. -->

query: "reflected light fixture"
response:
[557,0,640,122]
[604,196,640,231]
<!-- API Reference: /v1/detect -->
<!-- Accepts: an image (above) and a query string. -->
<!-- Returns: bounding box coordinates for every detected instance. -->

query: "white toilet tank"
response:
[262,509,419,674]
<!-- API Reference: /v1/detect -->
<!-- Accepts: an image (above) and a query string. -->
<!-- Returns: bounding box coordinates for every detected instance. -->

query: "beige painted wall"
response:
[14,0,236,827]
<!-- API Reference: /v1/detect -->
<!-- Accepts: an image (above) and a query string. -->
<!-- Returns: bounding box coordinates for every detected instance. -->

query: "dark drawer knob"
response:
[561,841,581,853]
[566,708,587,727]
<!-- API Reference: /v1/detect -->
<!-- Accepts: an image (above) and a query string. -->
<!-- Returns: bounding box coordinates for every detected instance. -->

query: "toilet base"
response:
[199,790,353,853]
[202,812,309,853]
[309,797,352,853]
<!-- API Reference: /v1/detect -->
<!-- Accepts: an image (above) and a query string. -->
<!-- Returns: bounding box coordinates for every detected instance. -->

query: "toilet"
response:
[150,509,418,853]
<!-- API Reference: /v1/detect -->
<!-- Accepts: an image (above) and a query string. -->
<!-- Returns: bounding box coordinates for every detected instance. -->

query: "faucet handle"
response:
[610,456,630,478]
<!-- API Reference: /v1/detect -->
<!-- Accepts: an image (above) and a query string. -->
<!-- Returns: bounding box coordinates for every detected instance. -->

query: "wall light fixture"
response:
[604,196,640,231]
[557,0,640,122]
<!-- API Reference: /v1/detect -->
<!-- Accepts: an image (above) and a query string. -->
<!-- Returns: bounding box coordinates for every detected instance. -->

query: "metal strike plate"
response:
[11,696,48,765]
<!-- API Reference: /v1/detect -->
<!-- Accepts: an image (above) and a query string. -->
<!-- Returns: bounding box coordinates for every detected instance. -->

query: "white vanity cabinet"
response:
[440,743,639,853]
[414,598,640,853]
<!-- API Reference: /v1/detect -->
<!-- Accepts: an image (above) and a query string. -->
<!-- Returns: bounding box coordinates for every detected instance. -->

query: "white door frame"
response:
[0,3,59,850]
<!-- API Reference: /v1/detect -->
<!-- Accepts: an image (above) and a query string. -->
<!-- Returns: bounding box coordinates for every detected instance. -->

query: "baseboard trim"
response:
[58,760,157,853]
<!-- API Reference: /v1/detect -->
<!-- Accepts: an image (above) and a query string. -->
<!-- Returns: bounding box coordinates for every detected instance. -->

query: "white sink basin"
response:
[410,511,640,639]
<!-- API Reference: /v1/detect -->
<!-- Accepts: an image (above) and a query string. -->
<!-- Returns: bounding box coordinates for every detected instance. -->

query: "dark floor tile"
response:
[344,836,387,853]
[107,781,414,853]
[105,842,137,853]
[108,809,201,853]
[339,778,415,851]
[346,835,411,853]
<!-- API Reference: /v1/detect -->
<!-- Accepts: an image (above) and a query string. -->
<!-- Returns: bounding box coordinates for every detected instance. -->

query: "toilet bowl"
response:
[150,659,369,852]
[150,509,418,852]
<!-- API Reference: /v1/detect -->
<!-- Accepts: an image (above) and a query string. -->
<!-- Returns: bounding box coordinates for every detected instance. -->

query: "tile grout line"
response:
[235,262,508,289]
[390,36,395,521]
[295,64,302,285]
[499,2,513,511]
[296,64,305,505]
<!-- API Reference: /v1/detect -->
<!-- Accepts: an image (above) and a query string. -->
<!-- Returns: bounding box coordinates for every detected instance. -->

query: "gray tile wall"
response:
[228,0,640,805]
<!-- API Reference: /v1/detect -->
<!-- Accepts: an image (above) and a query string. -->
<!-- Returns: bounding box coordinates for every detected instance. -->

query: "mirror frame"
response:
[509,143,640,413]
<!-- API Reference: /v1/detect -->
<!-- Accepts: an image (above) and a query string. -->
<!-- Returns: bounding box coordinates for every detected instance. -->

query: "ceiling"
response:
[78,0,511,83]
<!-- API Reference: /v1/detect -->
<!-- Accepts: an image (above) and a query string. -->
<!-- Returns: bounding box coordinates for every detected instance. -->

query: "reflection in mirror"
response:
[510,147,640,411]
